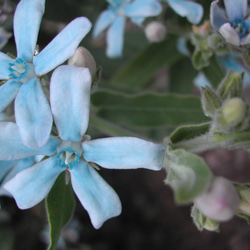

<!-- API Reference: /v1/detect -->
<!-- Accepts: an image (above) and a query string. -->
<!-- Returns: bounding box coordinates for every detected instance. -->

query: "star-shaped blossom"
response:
[1,65,166,229]
[162,0,203,24]
[0,0,91,148]
[211,0,250,46]
[93,0,162,58]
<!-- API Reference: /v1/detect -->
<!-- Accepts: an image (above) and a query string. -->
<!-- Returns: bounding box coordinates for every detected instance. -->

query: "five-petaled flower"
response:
[1,65,166,229]
[211,0,250,46]
[93,0,162,58]
[0,0,91,148]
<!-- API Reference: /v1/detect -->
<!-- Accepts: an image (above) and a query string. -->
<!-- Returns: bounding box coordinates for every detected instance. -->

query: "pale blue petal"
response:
[0,112,8,120]
[0,80,21,112]
[93,10,116,37]
[130,17,145,26]
[50,65,91,142]
[34,17,92,76]
[219,23,240,46]
[176,37,190,56]
[167,0,203,24]
[224,0,247,21]
[193,72,211,89]
[0,52,13,79]
[218,55,250,85]
[0,157,35,196]
[82,137,166,170]
[0,160,16,181]
[70,160,121,229]
[210,0,227,30]
[241,33,250,45]
[15,78,53,148]
[0,122,59,160]
[4,156,63,209]
[106,16,125,58]
[125,0,162,17]
[14,0,45,62]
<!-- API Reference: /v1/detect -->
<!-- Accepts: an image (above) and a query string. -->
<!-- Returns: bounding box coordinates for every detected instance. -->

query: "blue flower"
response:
[93,0,162,58]
[211,0,250,46]
[163,0,203,24]
[2,65,166,229]
[0,0,91,148]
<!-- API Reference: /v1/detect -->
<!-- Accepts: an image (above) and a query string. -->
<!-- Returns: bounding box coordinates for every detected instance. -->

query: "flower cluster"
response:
[0,0,166,229]
[93,0,203,57]
[211,0,250,46]
[1,0,250,244]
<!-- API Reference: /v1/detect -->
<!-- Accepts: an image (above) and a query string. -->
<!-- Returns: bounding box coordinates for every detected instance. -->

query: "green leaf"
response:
[91,90,208,128]
[202,56,225,88]
[170,123,210,145]
[192,48,212,70]
[164,148,212,204]
[46,171,75,250]
[107,35,183,93]
[169,58,197,94]
[200,86,222,117]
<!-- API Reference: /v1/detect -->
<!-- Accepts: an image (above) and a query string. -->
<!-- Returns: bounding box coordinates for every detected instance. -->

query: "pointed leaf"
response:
[107,35,183,92]
[91,91,208,128]
[170,123,210,145]
[46,172,75,250]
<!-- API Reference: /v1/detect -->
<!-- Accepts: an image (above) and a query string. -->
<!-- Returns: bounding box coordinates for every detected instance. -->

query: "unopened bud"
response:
[68,47,97,80]
[217,70,243,100]
[194,177,240,222]
[144,21,166,43]
[218,97,246,132]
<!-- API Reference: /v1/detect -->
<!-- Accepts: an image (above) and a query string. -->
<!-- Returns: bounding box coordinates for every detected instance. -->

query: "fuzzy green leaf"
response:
[170,123,210,145]
[91,91,208,128]
[164,148,212,203]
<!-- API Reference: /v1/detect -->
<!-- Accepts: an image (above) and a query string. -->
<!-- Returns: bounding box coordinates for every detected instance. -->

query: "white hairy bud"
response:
[68,47,96,79]
[194,177,240,222]
[145,21,167,43]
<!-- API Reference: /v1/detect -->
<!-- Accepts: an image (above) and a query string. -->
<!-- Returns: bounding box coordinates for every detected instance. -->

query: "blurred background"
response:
[1,0,250,249]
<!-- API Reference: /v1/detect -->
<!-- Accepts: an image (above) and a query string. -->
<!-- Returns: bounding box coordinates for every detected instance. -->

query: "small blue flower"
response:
[163,0,203,24]
[210,0,250,46]
[0,0,91,148]
[93,0,162,58]
[2,65,166,229]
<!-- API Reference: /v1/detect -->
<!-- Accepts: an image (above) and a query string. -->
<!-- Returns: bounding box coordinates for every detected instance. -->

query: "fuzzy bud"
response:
[218,97,246,132]
[194,177,240,222]
[68,47,97,80]
[217,71,243,100]
[144,21,167,43]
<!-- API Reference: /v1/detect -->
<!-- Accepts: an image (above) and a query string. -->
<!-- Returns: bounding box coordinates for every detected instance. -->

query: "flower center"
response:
[231,19,247,36]
[57,141,83,169]
[8,57,36,83]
